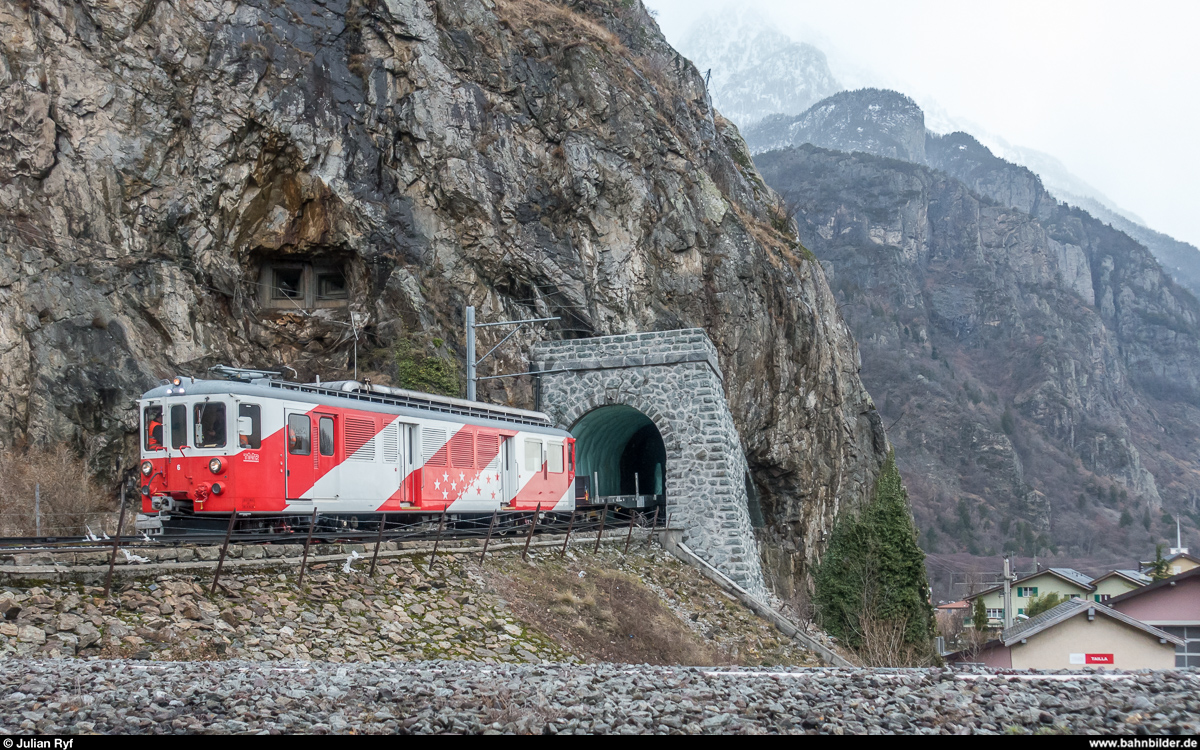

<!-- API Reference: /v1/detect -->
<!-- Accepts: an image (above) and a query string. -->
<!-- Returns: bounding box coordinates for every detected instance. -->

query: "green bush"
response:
[393,338,460,396]
[1024,592,1063,618]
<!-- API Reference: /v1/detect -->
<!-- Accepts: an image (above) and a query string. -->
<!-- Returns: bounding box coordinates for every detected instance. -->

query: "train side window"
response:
[170,405,187,449]
[319,417,335,457]
[238,404,261,449]
[194,402,227,449]
[524,439,542,472]
[548,442,564,473]
[288,414,311,455]
[144,405,164,451]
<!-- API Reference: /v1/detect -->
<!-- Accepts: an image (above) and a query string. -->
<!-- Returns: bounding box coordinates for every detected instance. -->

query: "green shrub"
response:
[394,338,460,396]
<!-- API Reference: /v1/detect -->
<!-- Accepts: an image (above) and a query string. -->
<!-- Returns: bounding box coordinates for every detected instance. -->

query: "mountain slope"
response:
[0,0,887,596]
[758,142,1200,559]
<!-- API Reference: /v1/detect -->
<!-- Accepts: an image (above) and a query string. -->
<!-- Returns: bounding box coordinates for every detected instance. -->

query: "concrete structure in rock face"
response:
[531,329,768,600]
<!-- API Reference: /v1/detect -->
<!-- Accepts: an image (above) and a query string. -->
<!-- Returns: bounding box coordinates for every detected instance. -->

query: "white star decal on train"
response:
[442,490,448,499]
[443,472,449,481]
[459,472,465,482]
[451,481,457,491]
[434,479,440,490]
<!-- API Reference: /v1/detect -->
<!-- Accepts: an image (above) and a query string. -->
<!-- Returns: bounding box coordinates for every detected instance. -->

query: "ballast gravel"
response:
[2,659,1198,734]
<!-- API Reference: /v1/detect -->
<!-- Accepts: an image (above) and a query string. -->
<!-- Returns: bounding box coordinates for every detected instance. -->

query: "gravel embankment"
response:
[3,660,1198,734]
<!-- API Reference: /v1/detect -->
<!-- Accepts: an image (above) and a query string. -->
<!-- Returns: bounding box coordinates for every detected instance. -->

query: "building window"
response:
[261,262,349,309]
[1017,587,1038,598]
[986,608,1004,620]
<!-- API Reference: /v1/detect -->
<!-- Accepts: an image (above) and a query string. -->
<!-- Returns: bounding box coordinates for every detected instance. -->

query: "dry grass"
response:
[494,0,622,50]
[494,557,721,666]
[0,445,114,537]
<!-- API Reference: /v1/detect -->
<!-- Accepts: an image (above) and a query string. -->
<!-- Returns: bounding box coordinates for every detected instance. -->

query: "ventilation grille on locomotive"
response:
[422,428,447,466]
[381,423,399,464]
[450,431,474,468]
[476,433,500,467]
[345,417,376,462]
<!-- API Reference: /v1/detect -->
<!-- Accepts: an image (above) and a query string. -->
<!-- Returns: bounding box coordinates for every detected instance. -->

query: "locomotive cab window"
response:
[194,402,226,449]
[548,442,564,474]
[238,403,261,449]
[170,404,187,449]
[524,439,542,472]
[144,405,164,451]
[288,414,311,455]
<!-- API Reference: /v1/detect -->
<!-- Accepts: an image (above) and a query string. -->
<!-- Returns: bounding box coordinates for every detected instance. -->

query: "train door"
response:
[401,423,416,504]
[285,411,315,500]
[310,411,339,502]
[502,435,519,504]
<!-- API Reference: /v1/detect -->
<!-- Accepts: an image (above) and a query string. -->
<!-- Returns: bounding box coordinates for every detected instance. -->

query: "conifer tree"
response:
[971,597,988,631]
[814,452,934,653]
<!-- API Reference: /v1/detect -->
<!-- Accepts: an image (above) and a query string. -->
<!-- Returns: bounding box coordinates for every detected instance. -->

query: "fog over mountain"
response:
[668,3,1200,300]
[648,0,1200,253]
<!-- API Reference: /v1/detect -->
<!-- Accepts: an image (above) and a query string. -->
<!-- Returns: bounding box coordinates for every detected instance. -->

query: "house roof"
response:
[1091,569,1152,587]
[999,598,1183,648]
[936,600,970,610]
[1139,552,1200,569]
[965,567,1096,600]
[1108,565,1200,606]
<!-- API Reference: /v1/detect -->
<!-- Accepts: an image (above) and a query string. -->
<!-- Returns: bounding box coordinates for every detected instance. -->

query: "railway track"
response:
[0,508,663,555]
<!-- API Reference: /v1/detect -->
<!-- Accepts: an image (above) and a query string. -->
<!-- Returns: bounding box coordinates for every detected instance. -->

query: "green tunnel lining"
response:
[571,404,664,497]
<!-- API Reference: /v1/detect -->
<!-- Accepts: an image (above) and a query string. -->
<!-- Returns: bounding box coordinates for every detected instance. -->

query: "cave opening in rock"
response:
[571,405,666,502]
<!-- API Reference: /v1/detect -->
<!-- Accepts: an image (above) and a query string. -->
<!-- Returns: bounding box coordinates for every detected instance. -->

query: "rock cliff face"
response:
[757,142,1200,559]
[0,0,886,595]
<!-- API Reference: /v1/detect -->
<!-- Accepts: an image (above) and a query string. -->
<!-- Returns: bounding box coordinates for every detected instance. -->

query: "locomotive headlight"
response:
[141,461,153,476]
[208,458,224,474]
[210,483,223,495]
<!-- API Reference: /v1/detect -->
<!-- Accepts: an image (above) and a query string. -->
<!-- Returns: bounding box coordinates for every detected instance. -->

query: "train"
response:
[135,367,577,536]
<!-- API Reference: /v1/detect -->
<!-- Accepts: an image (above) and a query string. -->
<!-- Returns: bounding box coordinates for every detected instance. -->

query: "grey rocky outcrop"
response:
[0,0,887,595]
[757,143,1200,559]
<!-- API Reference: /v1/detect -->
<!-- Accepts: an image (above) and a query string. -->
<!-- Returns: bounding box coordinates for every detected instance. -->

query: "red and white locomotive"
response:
[136,368,576,534]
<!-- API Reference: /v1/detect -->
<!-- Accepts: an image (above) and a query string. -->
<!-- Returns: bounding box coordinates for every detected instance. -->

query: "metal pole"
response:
[1002,555,1013,630]
[635,472,639,509]
[369,513,388,576]
[593,502,609,553]
[428,507,447,572]
[298,508,318,588]
[624,508,636,554]
[103,485,127,598]
[209,512,238,595]
[560,510,576,556]
[34,483,40,537]
[645,506,659,548]
[522,504,541,561]
[480,510,498,562]
[466,305,476,401]
[593,471,599,501]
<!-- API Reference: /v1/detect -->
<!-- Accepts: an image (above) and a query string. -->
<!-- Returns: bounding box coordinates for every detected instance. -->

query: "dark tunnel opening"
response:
[571,405,666,500]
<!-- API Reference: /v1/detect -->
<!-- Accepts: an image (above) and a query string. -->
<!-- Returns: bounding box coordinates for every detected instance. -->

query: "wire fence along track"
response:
[0,507,665,556]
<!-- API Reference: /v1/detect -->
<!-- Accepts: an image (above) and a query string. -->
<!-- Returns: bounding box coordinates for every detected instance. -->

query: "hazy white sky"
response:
[645,0,1200,248]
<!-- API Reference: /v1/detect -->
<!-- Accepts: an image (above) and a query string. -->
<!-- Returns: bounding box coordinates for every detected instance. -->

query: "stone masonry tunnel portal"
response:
[532,329,768,598]
[572,405,666,500]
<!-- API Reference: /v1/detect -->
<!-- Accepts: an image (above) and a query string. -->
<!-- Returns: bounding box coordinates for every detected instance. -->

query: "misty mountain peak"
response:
[677,6,840,128]
[744,88,926,163]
